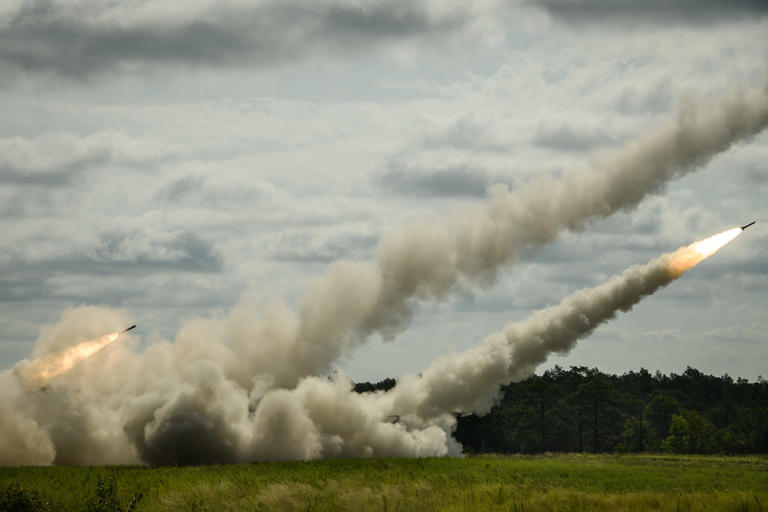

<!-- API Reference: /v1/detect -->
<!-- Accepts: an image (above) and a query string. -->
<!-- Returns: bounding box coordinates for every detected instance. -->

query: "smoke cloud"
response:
[0,82,766,466]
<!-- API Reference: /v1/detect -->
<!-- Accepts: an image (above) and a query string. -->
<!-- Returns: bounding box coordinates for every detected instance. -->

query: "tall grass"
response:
[1,454,766,511]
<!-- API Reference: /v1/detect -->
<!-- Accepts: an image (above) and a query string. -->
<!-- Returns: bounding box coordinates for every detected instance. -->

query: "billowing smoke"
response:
[0,82,765,466]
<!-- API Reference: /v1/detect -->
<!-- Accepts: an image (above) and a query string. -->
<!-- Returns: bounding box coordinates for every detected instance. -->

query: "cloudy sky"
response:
[1,0,767,383]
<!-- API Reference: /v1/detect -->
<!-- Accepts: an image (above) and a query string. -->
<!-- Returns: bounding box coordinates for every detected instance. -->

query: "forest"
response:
[356,367,768,455]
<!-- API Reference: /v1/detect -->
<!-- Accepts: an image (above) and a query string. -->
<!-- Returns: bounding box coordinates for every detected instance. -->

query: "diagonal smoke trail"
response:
[385,227,743,423]
[266,83,768,385]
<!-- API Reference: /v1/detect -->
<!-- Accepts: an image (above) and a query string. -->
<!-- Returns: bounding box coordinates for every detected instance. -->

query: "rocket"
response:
[741,221,755,230]
[121,325,136,333]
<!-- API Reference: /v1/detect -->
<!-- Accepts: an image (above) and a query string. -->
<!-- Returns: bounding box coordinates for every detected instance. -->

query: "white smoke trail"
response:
[383,228,743,424]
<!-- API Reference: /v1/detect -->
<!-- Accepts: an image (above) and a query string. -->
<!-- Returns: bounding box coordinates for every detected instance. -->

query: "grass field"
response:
[1,454,767,511]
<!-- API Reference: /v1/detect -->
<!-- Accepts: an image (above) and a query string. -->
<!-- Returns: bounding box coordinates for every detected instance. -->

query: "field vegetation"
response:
[2,454,767,511]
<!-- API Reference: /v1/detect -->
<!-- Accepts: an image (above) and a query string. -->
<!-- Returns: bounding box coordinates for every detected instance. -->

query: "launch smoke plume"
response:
[0,81,765,466]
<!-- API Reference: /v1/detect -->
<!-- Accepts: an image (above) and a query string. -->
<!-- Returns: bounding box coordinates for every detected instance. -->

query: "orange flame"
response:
[14,331,121,388]
[666,227,742,277]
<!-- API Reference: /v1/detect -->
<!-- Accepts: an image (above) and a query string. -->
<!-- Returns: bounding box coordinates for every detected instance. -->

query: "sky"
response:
[1,0,767,384]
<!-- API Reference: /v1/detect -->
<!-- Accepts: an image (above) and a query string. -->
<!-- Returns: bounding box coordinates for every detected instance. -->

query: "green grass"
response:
[2,454,767,511]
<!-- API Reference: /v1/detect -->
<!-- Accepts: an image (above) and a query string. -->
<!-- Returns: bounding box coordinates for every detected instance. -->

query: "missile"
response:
[121,325,136,333]
[741,221,755,230]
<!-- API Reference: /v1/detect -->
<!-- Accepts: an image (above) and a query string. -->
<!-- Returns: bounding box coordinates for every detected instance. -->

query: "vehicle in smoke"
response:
[121,325,136,333]
[741,221,755,230]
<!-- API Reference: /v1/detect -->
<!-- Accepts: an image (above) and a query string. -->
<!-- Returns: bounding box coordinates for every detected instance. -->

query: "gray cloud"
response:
[378,163,513,198]
[0,1,471,78]
[745,166,768,183]
[0,165,90,187]
[533,0,768,24]
[0,133,177,186]
[155,175,206,203]
[613,81,675,115]
[0,225,223,299]
[0,187,78,219]
[695,252,768,279]
[153,172,281,211]
[270,227,378,263]
[84,228,223,273]
[0,274,49,303]
[421,114,511,153]
[533,122,617,152]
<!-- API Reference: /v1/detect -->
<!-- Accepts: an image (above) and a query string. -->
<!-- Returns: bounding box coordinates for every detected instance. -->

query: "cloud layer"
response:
[0,0,476,77]
[534,0,768,24]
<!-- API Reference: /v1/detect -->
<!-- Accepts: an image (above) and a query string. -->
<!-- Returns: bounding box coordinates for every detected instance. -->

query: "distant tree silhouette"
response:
[450,366,768,454]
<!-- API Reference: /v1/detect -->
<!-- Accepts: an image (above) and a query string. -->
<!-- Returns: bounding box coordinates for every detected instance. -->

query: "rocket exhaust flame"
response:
[666,227,742,278]
[13,327,134,388]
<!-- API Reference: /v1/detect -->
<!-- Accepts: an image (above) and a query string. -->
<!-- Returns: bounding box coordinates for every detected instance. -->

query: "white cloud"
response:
[0,0,490,78]
[0,132,178,184]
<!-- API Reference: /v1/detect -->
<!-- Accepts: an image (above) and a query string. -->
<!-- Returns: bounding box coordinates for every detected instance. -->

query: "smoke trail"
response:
[383,227,742,424]
[224,83,768,387]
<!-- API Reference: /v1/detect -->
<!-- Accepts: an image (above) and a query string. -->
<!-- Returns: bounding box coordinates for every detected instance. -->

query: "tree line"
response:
[355,367,768,454]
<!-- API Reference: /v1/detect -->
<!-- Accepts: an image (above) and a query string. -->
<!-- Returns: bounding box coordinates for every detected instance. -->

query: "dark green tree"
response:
[615,416,649,452]
[643,395,682,450]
